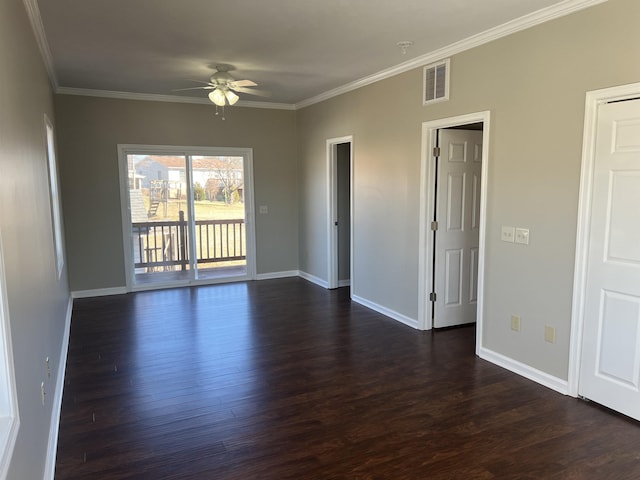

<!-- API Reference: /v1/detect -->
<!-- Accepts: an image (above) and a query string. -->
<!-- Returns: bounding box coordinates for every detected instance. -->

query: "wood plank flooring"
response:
[55,278,640,479]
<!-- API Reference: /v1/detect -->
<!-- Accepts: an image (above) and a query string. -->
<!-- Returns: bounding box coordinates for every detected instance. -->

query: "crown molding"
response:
[296,0,608,109]
[55,87,297,110]
[22,0,58,90]
[237,100,296,110]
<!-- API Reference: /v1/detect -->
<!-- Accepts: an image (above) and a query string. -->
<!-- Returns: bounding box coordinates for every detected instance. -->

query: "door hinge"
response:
[429,292,437,302]
[433,146,441,157]
[431,221,438,231]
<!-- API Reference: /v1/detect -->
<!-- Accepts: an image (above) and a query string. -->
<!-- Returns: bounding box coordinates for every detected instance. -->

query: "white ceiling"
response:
[33,0,602,108]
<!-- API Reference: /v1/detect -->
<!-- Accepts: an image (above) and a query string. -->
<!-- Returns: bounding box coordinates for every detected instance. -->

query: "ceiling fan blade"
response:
[230,79,258,88]
[233,86,271,97]
[172,86,215,91]
[191,79,218,86]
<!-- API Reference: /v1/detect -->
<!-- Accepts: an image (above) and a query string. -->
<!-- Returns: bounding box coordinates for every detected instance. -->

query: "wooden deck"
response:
[55,278,640,479]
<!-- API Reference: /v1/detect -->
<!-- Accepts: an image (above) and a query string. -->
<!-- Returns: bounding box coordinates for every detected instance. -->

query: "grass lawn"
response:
[145,198,245,221]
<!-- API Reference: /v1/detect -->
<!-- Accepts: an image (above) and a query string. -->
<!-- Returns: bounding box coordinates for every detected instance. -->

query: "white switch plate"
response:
[515,228,530,245]
[510,315,521,332]
[259,205,268,214]
[501,226,515,243]
[545,325,556,344]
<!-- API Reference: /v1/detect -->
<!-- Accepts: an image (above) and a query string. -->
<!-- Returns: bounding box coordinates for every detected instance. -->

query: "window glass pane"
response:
[190,156,247,280]
[45,116,64,277]
[128,154,191,285]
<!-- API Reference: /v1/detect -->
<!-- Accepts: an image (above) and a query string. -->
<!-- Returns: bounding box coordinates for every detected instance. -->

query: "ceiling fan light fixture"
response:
[209,88,226,106]
[225,89,239,105]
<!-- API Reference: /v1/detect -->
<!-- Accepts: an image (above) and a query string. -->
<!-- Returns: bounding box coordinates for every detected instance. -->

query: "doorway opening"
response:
[327,136,353,290]
[418,112,490,355]
[118,145,256,291]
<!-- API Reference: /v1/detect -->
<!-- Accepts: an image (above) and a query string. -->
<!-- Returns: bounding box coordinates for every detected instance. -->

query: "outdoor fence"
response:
[133,211,245,271]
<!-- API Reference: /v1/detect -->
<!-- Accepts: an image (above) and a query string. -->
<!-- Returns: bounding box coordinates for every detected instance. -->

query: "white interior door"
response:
[433,129,482,328]
[579,99,640,421]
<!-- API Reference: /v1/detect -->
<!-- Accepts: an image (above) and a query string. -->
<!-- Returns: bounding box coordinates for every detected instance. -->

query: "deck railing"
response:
[133,212,245,271]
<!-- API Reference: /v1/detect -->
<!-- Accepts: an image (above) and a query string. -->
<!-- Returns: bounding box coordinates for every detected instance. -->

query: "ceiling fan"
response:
[176,64,269,108]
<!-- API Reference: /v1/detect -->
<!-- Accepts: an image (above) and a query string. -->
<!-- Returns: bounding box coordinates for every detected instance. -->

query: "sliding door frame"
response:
[117,144,257,291]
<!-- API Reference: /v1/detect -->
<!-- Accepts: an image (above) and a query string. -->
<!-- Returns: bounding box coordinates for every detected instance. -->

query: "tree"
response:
[193,182,206,201]
[209,157,244,205]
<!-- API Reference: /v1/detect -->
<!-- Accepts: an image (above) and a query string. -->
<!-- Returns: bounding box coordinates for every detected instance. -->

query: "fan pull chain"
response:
[214,105,226,120]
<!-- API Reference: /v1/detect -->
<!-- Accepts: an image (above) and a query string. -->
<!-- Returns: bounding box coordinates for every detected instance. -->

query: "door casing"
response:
[569,81,640,397]
[117,144,257,292]
[418,112,490,355]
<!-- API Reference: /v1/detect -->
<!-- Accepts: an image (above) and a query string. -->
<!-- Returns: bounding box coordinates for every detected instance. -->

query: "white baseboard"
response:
[298,271,329,289]
[478,347,570,395]
[255,270,299,281]
[338,279,351,288]
[351,294,418,329]
[43,295,73,480]
[71,287,127,299]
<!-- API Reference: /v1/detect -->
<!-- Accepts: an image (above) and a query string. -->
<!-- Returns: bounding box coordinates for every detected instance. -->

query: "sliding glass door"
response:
[120,146,255,290]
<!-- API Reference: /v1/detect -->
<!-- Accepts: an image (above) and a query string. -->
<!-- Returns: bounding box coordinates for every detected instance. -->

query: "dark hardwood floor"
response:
[55,278,640,479]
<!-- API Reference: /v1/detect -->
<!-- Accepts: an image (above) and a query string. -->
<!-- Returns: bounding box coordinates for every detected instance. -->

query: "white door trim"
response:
[568,81,640,397]
[0,230,20,480]
[418,112,490,354]
[326,136,354,290]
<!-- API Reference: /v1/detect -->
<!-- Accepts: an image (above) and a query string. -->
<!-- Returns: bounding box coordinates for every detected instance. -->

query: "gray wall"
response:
[54,96,299,291]
[297,0,640,380]
[0,0,71,478]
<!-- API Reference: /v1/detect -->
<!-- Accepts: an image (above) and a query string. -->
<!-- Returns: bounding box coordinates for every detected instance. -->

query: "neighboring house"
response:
[134,156,171,188]
[135,155,244,202]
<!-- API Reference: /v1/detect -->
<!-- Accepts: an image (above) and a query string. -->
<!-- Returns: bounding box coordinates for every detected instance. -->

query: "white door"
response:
[433,129,482,328]
[579,99,640,421]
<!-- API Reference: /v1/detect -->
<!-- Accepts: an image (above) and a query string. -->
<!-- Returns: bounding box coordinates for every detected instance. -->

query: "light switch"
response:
[515,228,530,245]
[501,226,515,243]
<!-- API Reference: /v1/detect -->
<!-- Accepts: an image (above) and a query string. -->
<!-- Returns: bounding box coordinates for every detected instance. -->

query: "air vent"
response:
[423,59,450,105]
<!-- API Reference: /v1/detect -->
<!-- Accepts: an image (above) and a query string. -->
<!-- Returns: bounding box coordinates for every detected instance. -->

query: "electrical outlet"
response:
[511,315,521,332]
[259,205,268,214]
[544,325,556,344]
[41,382,46,406]
[501,226,515,243]
[45,357,51,378]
